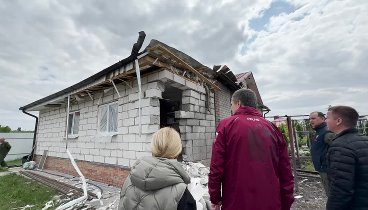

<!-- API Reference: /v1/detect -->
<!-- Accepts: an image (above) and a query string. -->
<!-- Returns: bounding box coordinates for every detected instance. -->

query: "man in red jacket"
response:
[208,89,294,210]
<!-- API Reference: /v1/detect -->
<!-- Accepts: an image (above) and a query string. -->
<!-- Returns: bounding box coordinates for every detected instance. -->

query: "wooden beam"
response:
[148,44,221,91]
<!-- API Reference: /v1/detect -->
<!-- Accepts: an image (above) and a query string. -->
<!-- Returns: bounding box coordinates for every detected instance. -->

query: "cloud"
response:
[233,0,368,116]
[0,0,367,130]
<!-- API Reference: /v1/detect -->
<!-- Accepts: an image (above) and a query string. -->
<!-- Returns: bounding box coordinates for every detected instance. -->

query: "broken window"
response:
[99,102,118,134]
[68,111,80,135]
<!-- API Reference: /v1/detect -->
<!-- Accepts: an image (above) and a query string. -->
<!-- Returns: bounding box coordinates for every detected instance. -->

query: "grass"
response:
[6,158,23,166]
[0,173,59,209]
[301,159,315,171]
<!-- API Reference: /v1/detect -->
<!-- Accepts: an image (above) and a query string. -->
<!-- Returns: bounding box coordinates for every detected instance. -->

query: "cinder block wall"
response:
[34,68,218,183]
[177,87,216,166]
[36,72,162,168]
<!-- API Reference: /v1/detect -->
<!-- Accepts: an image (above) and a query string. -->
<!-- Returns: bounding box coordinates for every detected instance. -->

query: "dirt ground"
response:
[292,177,327,210]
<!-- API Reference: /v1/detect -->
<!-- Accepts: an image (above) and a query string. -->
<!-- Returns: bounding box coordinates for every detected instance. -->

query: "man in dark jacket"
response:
[0,137,11,167]
[209,89,294,210]
[326,105,368,210]
[309,111,333,195]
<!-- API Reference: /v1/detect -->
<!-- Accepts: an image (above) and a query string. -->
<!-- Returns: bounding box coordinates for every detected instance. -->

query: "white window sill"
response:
[63,135,79,140]
[96,132,118,142]
[98,132,118,137]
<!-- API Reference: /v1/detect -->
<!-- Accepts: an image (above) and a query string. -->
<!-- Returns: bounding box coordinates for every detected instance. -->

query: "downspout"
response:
[56,95,88,210]
[22,109,38,161]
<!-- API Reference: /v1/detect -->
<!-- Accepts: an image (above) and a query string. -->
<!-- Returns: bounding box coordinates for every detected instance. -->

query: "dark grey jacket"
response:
[326,128,368,210]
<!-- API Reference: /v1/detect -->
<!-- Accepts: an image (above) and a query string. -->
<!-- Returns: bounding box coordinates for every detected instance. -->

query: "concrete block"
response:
[147,72,159,82]
[118,126,129,134]
[205,126,216,133]
[128,93,139,102]
[129,142,143,151]
[123,150,136,159]
[117,150,124,157]
[173,74,186,86]
[85,155,93,161]
[124,118,135,127]
[182,90,200,99]
[100,149,111,156]
[137,134,153,143]
[143,143,151,151]
[141,106,160,115]
[105,157,117,165]
[93,155,105,163]
[110,150,118,157]
[145,89,162,98]
[195,113,206,120]
[183,140,192,147]
[194,105,200,112]
[175,111,195,119]
[142,124,160,134]
[147,81,165,92]
[200,120,210,127]
[193,139,206,147]
[186,119,200,126]
[128,109,138,118]
[185,80,197,90]
[199,100,205,107]
[87,118,97,124]
[135,115,159,125]
[197,85,206,93]
[206,115,215,121]
[192,126,206,133]
[182,97,198,105]
[187,133,200,139]
[158,70,174,81]
[87,130,97,136]
[81,148,90,155]
[181,104,194,112]
[121,134,136,142]
[136,151,151,159]
[128,126,139,134]
[120,115,129,126]
[118,158,130,167]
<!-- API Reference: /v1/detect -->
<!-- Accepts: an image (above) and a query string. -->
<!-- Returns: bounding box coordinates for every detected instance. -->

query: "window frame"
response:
[67,111,80,138]
[98,101,118,136]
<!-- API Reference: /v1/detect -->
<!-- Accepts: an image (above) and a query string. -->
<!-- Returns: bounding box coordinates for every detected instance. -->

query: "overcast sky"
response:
[1,0,367,130]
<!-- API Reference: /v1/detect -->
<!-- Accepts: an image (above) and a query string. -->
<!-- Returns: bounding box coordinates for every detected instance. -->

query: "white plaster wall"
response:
[0,132,33,161]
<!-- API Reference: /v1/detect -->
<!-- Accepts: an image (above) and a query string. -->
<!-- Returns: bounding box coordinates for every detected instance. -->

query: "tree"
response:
[16,127,21,132]
[278,123,289,142]
[0,125,11,133]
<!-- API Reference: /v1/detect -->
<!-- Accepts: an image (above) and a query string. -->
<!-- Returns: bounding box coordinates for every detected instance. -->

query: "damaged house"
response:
[20,32,268,187]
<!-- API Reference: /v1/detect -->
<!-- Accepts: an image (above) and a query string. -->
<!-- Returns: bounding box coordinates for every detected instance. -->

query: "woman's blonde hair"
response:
[151,127,182,159]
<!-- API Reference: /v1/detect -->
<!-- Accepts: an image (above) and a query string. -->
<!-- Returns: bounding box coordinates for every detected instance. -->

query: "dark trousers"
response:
[319,172,329,196]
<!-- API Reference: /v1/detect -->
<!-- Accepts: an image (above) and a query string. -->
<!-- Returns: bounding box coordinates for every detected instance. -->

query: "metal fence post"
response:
[287,116,298,192]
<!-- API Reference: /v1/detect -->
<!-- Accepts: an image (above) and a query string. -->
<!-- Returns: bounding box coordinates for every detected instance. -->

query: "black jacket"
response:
[326,128,368,210]
[310,122,330,172]
[178,188,197,210]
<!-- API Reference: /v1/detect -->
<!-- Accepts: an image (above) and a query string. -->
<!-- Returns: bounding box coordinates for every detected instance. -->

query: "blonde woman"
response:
[118,127,196,210]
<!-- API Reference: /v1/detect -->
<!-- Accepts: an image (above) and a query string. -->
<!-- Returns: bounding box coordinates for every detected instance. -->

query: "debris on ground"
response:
[292,178,327,210]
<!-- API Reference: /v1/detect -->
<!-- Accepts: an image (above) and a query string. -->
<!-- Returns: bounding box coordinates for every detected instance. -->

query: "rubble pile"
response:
[182,162,211,210]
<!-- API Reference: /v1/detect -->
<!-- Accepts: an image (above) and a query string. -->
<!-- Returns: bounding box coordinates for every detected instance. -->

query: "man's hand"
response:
[211,203,221,210]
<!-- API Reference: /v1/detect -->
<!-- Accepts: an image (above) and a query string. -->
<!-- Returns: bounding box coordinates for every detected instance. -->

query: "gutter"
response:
[22,109,38,161]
